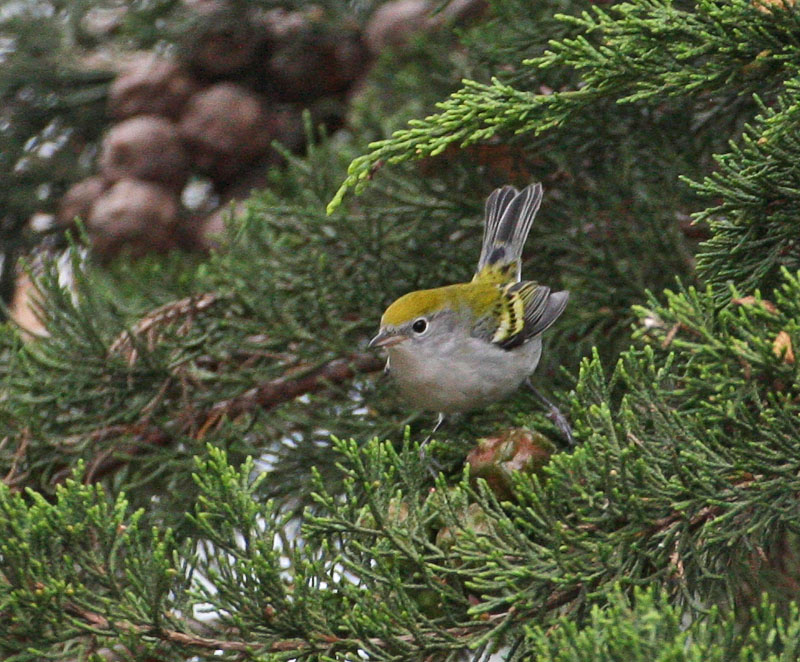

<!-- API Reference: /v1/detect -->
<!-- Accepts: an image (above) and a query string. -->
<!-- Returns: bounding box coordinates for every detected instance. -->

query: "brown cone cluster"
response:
[53,0,487,259]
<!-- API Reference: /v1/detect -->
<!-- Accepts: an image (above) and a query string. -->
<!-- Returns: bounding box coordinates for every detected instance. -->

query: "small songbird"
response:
[369,183,569,428]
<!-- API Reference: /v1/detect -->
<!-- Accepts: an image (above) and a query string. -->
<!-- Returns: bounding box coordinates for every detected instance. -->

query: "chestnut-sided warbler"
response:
[369,182,569,419]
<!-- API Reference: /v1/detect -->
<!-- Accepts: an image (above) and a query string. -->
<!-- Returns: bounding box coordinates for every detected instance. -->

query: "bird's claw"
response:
[545,402,575,446]
[418,441,444,477]
[525,378,576,446]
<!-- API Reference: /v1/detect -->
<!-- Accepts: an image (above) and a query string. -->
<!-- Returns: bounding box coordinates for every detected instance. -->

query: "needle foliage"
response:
[2,0,800,660]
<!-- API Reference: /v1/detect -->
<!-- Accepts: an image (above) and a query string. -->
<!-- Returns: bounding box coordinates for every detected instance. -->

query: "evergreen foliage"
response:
[2,0,800,659]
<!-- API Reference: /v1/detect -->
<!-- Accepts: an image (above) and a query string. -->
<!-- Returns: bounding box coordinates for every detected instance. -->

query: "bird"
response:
[369,182,571,441]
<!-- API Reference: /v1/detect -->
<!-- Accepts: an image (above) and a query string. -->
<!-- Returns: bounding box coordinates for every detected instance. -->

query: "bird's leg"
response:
[419,412,446,469]
[430,412,446,437]
[525,379,575,446]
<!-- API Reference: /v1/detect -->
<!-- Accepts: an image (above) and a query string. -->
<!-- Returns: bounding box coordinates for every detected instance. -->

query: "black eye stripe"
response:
[412,318,428,334]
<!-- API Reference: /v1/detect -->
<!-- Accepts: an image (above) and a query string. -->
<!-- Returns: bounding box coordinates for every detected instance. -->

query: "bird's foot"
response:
[419,413,446,475]
[525,379,575,446]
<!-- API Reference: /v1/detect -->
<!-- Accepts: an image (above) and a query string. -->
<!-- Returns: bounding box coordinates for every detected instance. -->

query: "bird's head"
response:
[369,284,496,349]
[369,289,449,349]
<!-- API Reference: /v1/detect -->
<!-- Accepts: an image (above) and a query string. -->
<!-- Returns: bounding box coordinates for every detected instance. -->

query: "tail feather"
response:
[482,185,517,248]
[475,182,543,282]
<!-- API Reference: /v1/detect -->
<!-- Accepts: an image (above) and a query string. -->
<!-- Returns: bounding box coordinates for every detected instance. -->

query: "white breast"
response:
[387,334,542,413]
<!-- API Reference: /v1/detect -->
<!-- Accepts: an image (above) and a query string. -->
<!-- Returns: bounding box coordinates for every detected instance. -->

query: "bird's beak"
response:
[369,329,408,349]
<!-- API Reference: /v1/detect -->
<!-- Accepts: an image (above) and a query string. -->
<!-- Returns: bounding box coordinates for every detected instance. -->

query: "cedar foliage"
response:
[2,0,800,660]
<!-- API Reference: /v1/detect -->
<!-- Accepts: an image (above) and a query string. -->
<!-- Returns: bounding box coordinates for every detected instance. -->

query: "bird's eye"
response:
[411,318,428,334]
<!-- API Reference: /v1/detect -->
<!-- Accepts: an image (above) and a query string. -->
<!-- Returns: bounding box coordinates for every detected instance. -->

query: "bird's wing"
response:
[473,282,569,350]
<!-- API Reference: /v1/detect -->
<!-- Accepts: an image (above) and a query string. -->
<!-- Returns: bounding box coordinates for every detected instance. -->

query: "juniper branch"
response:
[38,353,385,486]
[61,596,574,659]
[329,0,800,211]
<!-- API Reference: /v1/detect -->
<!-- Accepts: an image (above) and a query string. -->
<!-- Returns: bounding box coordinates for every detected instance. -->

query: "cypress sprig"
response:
[690,83,800,293]
[329,0,799,212]
[3,0,800,657]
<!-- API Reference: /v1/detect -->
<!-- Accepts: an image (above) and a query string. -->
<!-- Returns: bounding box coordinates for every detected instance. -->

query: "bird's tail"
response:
[473,182,543,285]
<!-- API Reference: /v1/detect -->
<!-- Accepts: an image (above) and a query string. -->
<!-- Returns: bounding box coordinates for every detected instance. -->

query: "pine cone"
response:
[178,83,279,184]
[108,55,198,120]
[261,11,369,102]
[99,116,189,190]
[183,13,263,78]
[364,0,434,53]
[57,176,110,228]
[87,179,180,258]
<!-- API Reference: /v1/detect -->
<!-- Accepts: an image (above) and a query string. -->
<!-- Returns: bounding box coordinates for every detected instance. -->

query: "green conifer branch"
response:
[690,78,800,292]
[2,0,800,656]
[329,0,800,212]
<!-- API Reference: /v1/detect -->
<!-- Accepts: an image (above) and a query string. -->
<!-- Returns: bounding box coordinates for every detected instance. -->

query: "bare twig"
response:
[62,600,519,659]
[66,353,384,485]
[2,432,30,489]
[203,353,385,424]
[109,292,220,364]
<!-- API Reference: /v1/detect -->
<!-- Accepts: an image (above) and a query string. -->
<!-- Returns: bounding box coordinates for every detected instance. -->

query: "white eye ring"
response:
[411,318,428,334]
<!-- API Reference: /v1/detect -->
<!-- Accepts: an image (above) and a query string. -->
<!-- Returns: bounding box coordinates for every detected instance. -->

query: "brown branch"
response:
[203,353,385,423]
[62,600,519,659]
[647,477,755,535]
[109,292,220,363]
[544,585,582,611]
[71,352,384,485]
[10,289,385,486]
[2,432,30,489]
[64,601,263,654]
[6,281,388,488]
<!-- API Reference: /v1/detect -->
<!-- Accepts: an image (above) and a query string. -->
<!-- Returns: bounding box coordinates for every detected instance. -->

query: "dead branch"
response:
[203,353,385,423]
[67,352,384,484]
